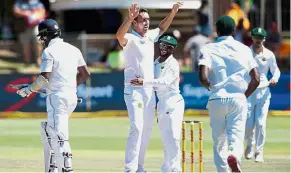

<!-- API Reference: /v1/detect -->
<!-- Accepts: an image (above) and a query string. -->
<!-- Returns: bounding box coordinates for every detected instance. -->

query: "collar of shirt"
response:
[155,55,174,65]
[250,44,265,56]
[132,29,148,39]
[48,38,63,47]
[216,36,234,42]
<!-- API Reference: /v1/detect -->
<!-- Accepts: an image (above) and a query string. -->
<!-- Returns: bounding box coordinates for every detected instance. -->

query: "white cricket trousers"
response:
[124,86,156,172]
[46,92,77,172]
[157,94,184,172]
[245,87,270,154]
[207,97,247,172]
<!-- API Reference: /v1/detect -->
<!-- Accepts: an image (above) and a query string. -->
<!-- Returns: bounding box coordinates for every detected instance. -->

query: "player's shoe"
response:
[227,155,242,173]
[137,167,147,173]
[244,146,254,160]
[255,152,264,163]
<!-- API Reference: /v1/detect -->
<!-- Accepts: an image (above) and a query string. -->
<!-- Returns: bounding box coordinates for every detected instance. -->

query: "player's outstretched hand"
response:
[172,2,183,13]
[16,86,32,97]
[269,79,277,86]
[128,4,140,21]
[130,77,143,86]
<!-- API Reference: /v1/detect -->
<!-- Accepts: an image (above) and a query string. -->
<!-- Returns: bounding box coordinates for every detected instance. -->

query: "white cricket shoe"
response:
[255,152,264,163]
[244,146,254,160]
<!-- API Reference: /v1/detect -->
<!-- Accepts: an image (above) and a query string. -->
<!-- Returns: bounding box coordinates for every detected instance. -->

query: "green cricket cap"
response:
[159,35,178,47]
[251,27,267,39]
[215,15,236,35]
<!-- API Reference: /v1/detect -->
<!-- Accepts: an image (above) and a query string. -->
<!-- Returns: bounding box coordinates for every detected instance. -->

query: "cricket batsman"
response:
[199,16,260,172]
[131,35,184,172]
[116,2,182,172]
[244,27,281,162]
[15,19,90,172]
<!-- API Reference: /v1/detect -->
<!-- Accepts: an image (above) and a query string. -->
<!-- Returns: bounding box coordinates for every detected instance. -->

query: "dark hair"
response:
[216,27,234,36]
[139,8,148,14]
[134,8,149,21]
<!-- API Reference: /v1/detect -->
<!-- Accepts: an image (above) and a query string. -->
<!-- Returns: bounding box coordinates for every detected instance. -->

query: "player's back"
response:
[200,36,256,99]
[43,38,82,93]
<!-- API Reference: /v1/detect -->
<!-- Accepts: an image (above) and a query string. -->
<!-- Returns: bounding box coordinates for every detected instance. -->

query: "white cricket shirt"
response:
[250,45,280,88]
[198,36,258,100]
[41,38,86,94]
[123,29,160,87]
[144,55,180,99]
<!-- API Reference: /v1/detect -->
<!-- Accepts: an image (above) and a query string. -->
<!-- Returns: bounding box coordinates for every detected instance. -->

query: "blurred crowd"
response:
[181,0,289,72]
[0,0,289,72]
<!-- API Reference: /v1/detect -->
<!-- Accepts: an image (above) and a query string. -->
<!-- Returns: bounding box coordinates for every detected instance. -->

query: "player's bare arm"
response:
[77,65,90,86]
[245,67,260,98]
[158,2,183,35]
[199,65,211,90]
[116,4,140,47]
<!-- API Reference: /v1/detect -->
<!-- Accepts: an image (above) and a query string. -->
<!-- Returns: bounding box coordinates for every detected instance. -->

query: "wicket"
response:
[182,120,203,173]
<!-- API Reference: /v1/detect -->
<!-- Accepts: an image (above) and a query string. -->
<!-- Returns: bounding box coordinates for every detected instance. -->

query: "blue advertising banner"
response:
[0,73,289,112]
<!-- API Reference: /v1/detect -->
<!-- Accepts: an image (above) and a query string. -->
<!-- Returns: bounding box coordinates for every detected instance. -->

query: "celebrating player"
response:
[199,16,260,172]
[131,35,184,172]
[16,19,90,172]
[244,27,281,162]
[116,2,182,172]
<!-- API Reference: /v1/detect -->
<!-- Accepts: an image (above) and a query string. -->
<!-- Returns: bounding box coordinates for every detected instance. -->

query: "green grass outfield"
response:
[0,116,289,172]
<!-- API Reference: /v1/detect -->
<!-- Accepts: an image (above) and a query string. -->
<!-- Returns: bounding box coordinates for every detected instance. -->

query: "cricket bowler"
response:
[131,35,184,172]
[244,27,281,162]
[199,16,260,172]
[116,3,182,172]
[16,19,90,172]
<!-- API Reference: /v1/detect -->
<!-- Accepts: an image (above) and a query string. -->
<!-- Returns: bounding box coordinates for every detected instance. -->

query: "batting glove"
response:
[17,85,32,97]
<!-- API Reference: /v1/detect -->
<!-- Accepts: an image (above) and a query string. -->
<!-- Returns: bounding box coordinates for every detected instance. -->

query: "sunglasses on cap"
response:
[159,42,175,49]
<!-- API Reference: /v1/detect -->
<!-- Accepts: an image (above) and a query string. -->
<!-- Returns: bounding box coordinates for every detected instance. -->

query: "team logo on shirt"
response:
[199,53,204,59]
[140,40,145,44]
[262,57,266,61]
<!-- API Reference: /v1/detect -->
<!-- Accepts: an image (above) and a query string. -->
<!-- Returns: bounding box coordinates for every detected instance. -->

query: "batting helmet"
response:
[37,19,61,47]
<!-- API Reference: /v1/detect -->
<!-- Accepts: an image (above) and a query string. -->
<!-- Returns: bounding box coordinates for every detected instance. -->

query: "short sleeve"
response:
[148,28,161,42]
[77,50,86,67]
[198,47,212,68]
[41,50,53,72]
[123,33,133,48]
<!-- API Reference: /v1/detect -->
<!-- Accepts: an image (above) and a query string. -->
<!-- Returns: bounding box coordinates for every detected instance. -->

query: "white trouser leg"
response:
[207,99,229,173]
[46,94,77,172]
[226,98,247,164]
[158,94,184,172]
[138,88,156,171]
[124,87,144,172]
[208,98,247,172]
[255,98,270,154]
[245,98,256,148]
[245,87,270,155]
